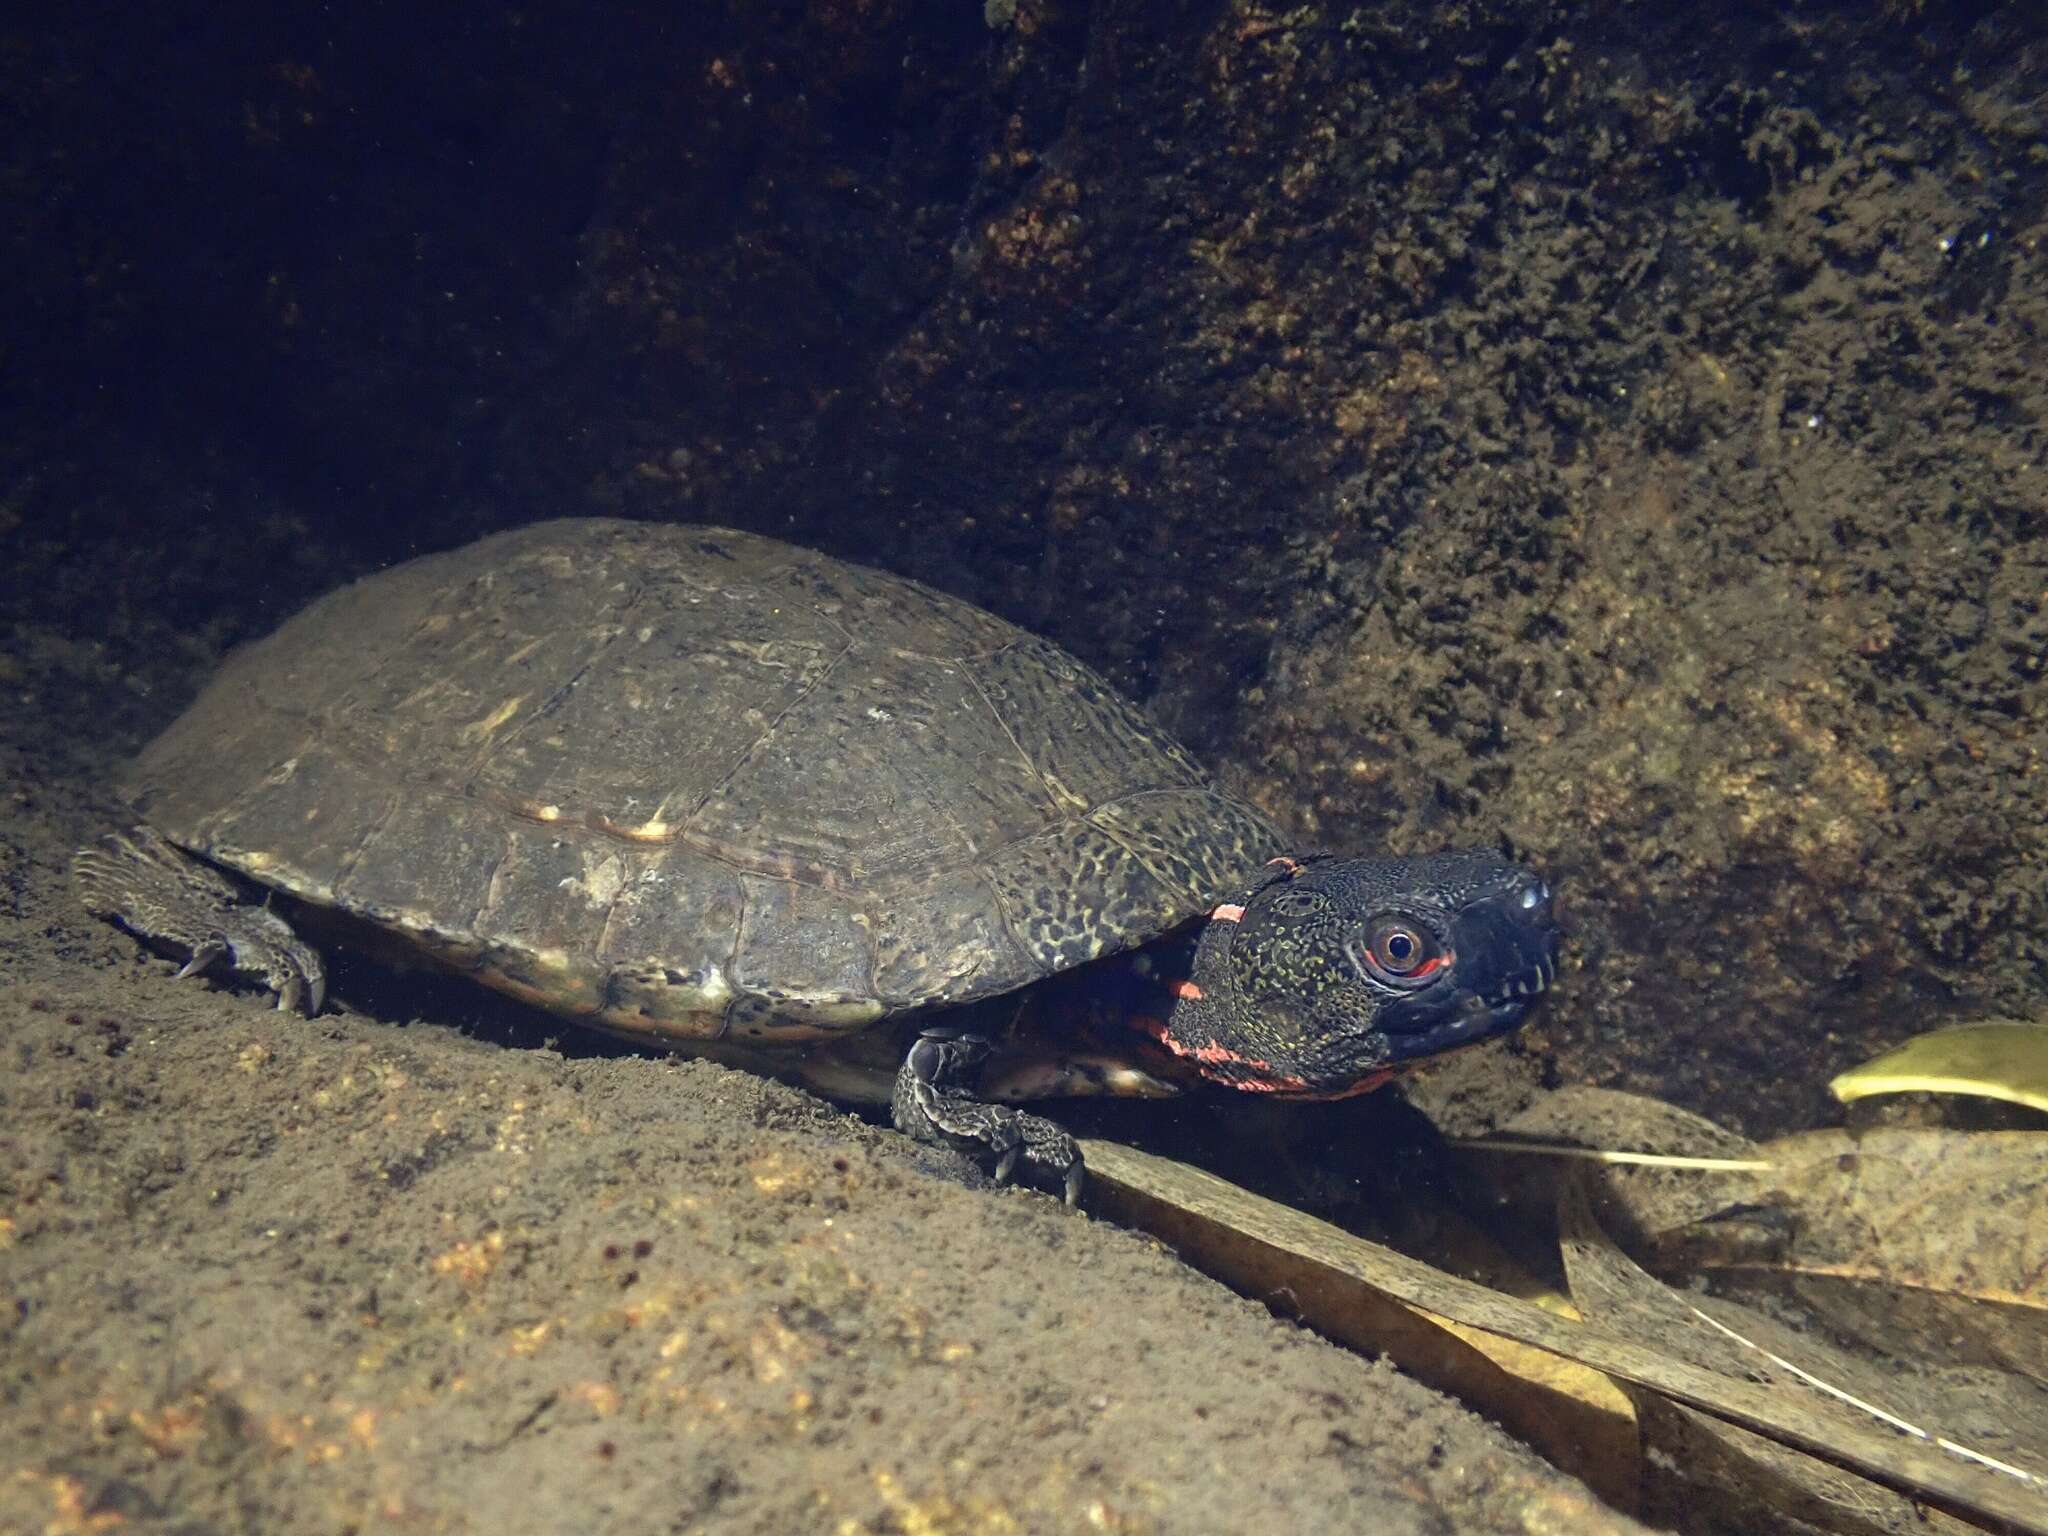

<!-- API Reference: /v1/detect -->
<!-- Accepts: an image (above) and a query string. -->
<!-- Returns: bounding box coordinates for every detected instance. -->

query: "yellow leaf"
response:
[1830,1021,2048,1115]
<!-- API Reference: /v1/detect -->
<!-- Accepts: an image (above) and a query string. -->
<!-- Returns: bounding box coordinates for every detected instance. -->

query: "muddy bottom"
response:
[0,721,1636,1534]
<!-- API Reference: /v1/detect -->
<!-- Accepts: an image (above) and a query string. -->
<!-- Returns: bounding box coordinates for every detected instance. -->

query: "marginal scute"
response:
[464,826,644,998]
[867,864,1040,1009]
[730,872,880,1030]
[335,794,504,934]
[595,846,745,1035]
[200,747,398,904]
[474,941,604,1018]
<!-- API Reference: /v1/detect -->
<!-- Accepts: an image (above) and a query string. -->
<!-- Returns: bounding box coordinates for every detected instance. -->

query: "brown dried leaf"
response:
[1747,1129,2046,1307]
[1078,1138,2048,1536]
[1560,1176,2048,1536]
[1692,1128,2048,1381]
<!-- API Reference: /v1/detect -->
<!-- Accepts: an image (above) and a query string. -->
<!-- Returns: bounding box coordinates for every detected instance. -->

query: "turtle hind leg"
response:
[892,1030,1083,1206]
[72,825,327,1014]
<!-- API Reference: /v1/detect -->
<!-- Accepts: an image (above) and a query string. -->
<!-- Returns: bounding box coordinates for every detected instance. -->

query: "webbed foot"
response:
[73,826,327,1014]
[892,1031,1083,1205]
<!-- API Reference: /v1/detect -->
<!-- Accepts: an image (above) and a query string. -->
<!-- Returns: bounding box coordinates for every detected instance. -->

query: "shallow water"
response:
[5,1,2045,1529]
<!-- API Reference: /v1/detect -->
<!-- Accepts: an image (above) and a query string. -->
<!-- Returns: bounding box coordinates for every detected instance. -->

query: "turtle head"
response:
[1151,849,1561,1097]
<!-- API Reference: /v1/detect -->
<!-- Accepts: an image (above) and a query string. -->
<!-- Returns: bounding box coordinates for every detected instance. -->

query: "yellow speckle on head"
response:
[460,695,525,744]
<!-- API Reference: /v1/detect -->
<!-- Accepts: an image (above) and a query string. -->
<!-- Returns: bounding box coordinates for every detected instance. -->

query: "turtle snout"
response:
[1460,876,1563,1005]
[1518,873,1569,939]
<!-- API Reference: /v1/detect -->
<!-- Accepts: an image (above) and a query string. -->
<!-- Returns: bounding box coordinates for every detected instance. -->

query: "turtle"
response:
[74,519,1561,1200]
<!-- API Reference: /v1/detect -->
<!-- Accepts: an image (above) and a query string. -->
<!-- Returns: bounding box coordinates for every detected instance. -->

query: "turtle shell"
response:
[125,520,1284,1044]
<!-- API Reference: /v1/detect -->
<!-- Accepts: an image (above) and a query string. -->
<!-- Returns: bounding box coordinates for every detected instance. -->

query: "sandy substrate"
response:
[0,707,1640,1533]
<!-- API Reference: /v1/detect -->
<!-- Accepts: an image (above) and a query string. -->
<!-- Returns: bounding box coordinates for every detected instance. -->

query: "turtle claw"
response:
[893,1030,1084,1202]
[176,938,229,979]
[74,825,329,1016]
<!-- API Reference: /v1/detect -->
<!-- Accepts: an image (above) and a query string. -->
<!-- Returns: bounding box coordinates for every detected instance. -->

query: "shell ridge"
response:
[955,642,1065,813]
[329,791,408,906]
[677,639,857,832]
[973,857,1041,983]
[720,871,754,1035]
[470,843,509,932]
[593,849,640,965]
[464,572,648,779]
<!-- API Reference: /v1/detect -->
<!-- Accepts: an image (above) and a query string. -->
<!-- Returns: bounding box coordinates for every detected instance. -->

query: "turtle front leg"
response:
[892,1030,1083,1205]
[72,826,327,1014]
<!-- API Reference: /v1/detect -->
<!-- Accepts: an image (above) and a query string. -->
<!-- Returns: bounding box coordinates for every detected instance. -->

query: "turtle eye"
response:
[1347,918,1445,989]
[1378,926,1423,972]
[1374,924,1427,974]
